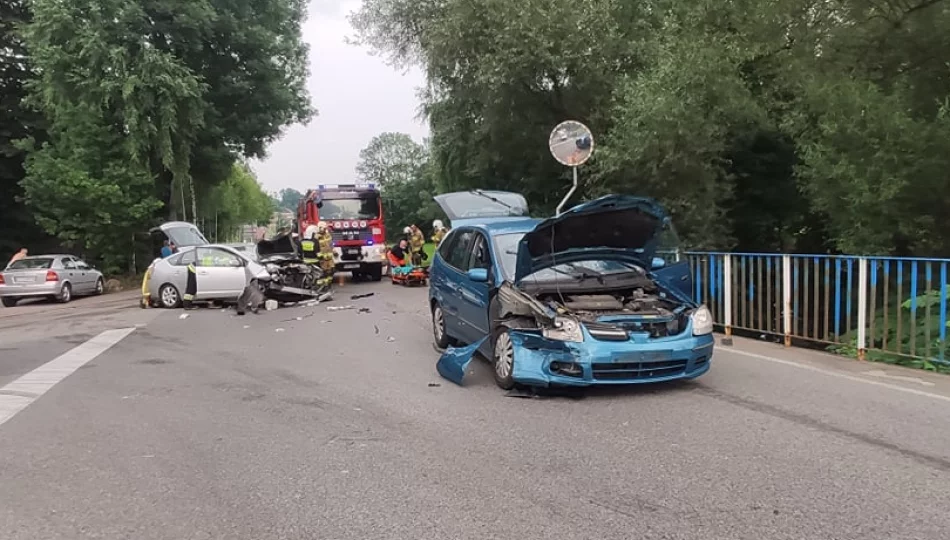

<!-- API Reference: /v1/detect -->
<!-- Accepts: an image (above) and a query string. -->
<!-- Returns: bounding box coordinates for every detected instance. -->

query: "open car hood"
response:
[257,233,298,258]
[513,195,668,283]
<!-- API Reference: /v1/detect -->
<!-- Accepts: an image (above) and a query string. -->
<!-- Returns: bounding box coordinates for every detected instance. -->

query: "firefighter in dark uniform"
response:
[317,221,334,287]
[183,260,198,309]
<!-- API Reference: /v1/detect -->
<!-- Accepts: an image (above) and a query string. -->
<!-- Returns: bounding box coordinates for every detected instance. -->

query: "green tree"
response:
[351,0,950,256]
[0,0,52,262]
[272,188,304,212]
[18,0,314,269]
[356,132,429,187]
[19,104,162,274]
[355,132,443,239]
[200,163,274,242]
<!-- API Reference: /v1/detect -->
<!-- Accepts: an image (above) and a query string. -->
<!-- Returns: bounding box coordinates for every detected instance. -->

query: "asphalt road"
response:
[2,281,950,539]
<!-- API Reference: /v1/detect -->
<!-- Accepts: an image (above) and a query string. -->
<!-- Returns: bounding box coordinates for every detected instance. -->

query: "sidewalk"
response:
[719,333,950,397]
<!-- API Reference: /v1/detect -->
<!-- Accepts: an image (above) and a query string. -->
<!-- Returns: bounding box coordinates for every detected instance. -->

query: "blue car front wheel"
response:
[492,330,516,390]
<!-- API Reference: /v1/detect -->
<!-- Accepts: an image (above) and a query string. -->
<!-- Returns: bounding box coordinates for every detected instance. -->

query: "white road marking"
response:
[0,327,136,428]
[863,369,935,387]
[725,348,950,403]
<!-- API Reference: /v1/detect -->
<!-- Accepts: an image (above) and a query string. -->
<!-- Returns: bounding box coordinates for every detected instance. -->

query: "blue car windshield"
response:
[492,232,644,282]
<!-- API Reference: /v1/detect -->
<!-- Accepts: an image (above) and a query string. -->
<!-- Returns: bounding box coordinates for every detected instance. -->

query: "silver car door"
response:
[60,257,81,291]
[73,258,94,293]
[195,247,246,298]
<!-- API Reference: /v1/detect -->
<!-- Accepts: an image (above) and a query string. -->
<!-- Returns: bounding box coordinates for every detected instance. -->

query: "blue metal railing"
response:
[685,252,950,368]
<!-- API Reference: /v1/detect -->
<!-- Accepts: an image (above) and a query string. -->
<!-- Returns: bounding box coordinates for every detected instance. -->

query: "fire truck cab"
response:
[297,184,388,281]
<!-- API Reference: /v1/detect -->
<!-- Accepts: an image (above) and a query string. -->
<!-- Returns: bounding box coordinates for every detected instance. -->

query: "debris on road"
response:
[179,313,189,320]
[435,338,486,385]
[327,305,354,312]
[275,328,286,332]
[264,299,279,311]
[281,311,315,323]
[358,307,371,314]
[374,325,379,334]
[350,292,375,300]
[428,382,441,388]
[386,336,395,342]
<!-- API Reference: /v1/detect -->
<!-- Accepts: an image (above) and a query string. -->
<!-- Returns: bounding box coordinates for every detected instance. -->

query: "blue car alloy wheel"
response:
[492,329,516,390]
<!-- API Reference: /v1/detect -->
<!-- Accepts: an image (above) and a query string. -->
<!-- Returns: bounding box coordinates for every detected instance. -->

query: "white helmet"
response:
[316,221,328,231]
[432,219,444,230]
[403,226,412,234]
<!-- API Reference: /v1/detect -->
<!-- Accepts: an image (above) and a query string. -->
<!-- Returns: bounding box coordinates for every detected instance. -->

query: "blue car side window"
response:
[446,231,475,270]
[467,234,491,271]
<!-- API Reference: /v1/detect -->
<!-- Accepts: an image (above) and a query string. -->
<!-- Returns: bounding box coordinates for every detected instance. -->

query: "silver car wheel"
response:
[95,278,104,295]
[60,283,71,303]
[160,285,179,308]
[494,331,514,379]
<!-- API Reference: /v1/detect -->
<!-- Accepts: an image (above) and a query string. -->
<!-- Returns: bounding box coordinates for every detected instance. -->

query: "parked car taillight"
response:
[45,270,58,282]
[0,274,5,284]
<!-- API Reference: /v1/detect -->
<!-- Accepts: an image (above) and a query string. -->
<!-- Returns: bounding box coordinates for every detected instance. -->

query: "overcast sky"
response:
[249,0,429,194]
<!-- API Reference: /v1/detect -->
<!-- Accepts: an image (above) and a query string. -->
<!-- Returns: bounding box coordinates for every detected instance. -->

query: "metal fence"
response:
[684,253,950,368]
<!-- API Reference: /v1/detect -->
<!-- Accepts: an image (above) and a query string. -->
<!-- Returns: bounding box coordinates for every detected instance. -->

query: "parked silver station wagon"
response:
[0,255,105,307]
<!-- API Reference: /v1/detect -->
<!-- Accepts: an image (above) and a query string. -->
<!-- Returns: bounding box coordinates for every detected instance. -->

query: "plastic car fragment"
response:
[436,337,487,386]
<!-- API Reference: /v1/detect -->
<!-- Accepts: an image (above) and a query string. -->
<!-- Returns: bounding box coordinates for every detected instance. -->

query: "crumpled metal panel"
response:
[435,338,487,386]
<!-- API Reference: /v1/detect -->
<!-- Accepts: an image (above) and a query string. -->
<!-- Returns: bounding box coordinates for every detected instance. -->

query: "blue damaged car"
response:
[428,190,714,389]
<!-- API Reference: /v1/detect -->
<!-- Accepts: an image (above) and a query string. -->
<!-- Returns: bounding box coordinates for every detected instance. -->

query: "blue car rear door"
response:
[434,229,477,342]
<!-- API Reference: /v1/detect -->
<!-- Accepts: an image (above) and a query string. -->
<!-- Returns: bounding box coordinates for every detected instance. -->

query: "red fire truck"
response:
[296,184,388,281]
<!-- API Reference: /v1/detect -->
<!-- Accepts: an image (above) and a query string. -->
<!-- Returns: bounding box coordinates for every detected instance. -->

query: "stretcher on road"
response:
[388,251,428,287]
[390,264,429,286]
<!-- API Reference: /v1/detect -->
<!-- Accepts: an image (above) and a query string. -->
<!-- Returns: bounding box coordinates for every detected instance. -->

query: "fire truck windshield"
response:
[319,196,380,220]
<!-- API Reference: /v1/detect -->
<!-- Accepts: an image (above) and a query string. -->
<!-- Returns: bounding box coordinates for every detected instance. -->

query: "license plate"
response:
[343,263,360,270]
[13,276,34,283]
[640,350,671,362]
[345,248,360,256]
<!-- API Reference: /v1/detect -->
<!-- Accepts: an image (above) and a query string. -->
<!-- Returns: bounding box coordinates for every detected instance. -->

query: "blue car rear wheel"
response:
[432,303,453,349]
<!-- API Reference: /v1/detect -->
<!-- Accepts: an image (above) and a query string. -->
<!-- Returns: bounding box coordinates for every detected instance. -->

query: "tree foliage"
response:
[199,163,275,242]
[272,188,304,212]
[0,0,52,263]
[356,132,443,240]
[351,0,950,256]
[1,0,313,272]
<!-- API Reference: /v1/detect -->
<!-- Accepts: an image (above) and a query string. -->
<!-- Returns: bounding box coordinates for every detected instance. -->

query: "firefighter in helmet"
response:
[316,221,334,287]
[409,224,426,266]
[431,219,447,245]
[183,253,200,310]
[300,227,320,265]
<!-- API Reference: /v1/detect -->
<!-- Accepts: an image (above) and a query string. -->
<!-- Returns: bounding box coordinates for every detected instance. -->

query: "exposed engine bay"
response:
[255,234,329,302]
[538,287,680,319]
[496,281,695,339]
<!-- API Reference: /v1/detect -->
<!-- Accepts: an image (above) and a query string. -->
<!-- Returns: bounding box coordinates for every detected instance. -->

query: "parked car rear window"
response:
[8,258,54,270]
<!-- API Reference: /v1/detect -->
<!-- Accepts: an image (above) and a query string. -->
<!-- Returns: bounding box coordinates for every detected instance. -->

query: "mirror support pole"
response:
[556,166,579,217]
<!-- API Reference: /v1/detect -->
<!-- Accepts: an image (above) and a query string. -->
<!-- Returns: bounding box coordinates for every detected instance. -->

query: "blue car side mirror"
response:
[467,268,489,282]
[651,257,666,270]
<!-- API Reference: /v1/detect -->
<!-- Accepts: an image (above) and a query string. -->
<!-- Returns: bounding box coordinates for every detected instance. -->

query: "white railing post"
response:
[723,255,733,336]
[782,255,792,347]
[857,257,868,361]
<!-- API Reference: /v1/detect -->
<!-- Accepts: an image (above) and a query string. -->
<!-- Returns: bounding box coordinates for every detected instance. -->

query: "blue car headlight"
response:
[542,316,584,342]
[691,306,713,336]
